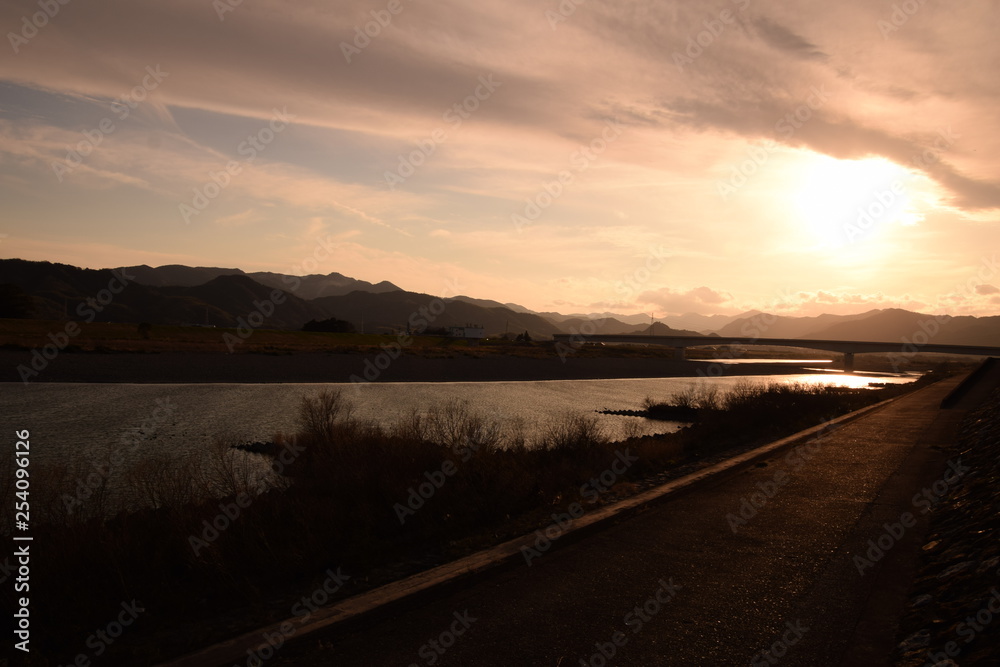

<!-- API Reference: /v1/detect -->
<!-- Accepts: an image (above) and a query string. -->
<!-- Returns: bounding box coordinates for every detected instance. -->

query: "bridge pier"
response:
[674,347,686,361]
[843,352,855,374]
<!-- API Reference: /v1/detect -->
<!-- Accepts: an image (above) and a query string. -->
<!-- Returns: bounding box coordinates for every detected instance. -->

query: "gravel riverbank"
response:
[894,388,1000,666]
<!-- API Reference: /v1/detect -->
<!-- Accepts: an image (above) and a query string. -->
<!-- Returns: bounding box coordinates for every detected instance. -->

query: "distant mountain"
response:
[247,271,400,300]
[6,259,1000,346]
[718,311,875,339]
[716,308,1000,347]
[448,295,511,310]
[540,311,654,326]
[557,316,642,335]
[806,309,1000,346]
[122,264,401,299]
[0,259,318,328]
[0,259,561,337]
[119,264,245,287]
[626,322,705,337]
[660,312,751,333]
[310,290,564,339]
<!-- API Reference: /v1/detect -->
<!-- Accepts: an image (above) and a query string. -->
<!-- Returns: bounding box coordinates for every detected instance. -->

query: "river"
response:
[2,368,916,472]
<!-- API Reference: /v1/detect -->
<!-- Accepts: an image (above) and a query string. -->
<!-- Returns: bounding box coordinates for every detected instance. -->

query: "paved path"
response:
[257,376,969,667]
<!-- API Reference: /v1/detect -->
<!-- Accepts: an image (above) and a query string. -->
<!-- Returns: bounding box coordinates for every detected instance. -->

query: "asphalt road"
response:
[264,375,968,667]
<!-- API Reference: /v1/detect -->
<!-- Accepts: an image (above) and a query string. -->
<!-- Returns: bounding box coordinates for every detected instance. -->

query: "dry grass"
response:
[0,378,936,665]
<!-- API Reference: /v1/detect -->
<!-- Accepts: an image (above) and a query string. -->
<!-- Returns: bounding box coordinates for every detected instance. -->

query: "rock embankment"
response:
[894,389,1000,666]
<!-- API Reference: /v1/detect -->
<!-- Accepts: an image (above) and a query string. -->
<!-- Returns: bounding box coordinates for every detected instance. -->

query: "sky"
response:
[1,0,999,318]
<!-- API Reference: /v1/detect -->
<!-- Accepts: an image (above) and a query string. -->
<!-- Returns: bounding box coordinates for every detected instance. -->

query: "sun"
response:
[790,155,923,249]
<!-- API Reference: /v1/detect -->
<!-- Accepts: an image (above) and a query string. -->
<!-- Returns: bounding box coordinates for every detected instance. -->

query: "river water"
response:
[2,368,916,473]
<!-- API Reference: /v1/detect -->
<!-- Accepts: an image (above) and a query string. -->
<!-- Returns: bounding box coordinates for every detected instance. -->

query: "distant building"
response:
[449,324,485,339]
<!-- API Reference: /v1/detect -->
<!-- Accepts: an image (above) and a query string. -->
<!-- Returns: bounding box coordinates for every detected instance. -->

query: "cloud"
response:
[753,17,828,61]
[638,286,734,314]
[975,284,999,295]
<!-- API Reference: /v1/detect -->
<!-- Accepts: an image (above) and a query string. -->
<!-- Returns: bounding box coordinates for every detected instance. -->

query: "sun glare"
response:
[790,155,922,250]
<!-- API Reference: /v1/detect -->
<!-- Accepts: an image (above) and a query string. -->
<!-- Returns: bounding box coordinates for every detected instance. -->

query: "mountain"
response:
[119,264,246,287]
[0,260,323,328]
[539,311,654,326]
[6,259,1000,346]
[805,309,1000,346]
[626,322,705,337]
[311,291,563,339]
[716,308,1000,347]
[557,316,642,335]
[246,271,400,300]
[0,259,564,337]
[660,312,750,333]
[122,264,401,298]
[448,295,511,310]
[718,310,875,339]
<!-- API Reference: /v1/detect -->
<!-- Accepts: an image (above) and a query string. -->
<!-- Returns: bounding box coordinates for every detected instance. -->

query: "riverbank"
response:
[1,379,935,666]
[893,385,1000,666]
[3,349,861,384]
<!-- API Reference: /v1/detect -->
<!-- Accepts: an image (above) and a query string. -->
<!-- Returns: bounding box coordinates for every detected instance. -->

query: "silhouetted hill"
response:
[627,322,704,337]
[661,311,751,333]
[121,264,245,287]
[123,264,401,298]
[5,259,1000,345]
[718,311,875,339]
[0,260,323,328]
[558,317,640,335]
[311,291,562,339]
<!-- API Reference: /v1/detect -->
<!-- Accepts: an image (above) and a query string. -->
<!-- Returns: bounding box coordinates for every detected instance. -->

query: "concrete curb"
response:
[158,389,915,667]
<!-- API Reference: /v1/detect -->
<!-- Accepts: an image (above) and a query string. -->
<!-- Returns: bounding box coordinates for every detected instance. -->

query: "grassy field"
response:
[0,318,984,374]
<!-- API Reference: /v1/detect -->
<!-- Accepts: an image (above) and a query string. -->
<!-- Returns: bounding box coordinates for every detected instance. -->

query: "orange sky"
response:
[1,0,998,317]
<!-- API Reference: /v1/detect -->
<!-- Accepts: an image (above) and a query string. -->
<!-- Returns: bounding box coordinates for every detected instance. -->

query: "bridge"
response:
[551,334,1000,372]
